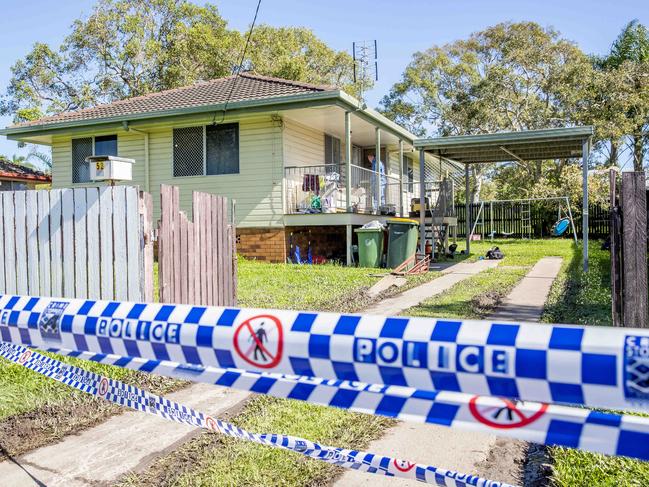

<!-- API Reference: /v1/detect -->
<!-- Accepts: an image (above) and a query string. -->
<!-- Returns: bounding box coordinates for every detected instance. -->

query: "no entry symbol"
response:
[392,459,416,472]
[233,314,283,369]
[468,395,547,429]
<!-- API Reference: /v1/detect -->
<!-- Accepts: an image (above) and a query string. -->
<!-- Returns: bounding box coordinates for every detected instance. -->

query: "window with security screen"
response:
[174,124,240,177]
[206,123,239,175]
[173,126,204,177]
[72,137,93,183]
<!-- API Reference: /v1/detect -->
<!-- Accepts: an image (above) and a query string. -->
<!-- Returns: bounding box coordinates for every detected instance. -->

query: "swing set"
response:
[468,196,577,244]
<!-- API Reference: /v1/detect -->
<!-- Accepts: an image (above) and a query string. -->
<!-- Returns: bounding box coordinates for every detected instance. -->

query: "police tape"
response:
[2,294,649,414]
[0,342,510,487]
[47,346,649,463]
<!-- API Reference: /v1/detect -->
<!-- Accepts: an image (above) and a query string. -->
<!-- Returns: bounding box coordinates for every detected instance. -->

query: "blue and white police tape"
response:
[0,342,510,487]
[2,294,649,413]
[46,346,649,463]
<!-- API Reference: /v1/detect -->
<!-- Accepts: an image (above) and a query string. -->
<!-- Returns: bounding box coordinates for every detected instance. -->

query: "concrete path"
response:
[0,385,249,487]
[335,257,563,487]
[364,260,500,316]
[0,259,502,487]
[489,257,563,322]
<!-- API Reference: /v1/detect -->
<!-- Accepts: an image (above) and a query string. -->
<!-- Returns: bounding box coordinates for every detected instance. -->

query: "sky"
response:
[0,0,646,162]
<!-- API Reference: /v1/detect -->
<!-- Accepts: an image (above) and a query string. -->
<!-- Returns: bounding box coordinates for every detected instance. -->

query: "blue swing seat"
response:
[552,217,571,236]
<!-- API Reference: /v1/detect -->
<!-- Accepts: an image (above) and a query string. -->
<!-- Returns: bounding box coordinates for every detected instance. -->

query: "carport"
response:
[414,126,594,271]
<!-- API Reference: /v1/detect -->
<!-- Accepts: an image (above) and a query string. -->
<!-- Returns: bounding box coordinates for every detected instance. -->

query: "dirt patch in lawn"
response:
[0,373,184,460]
[470,289,506,316]
[118,396,253,487]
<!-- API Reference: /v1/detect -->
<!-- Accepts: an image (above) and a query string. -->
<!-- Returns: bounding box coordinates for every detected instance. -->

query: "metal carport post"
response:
[413,126,595,270]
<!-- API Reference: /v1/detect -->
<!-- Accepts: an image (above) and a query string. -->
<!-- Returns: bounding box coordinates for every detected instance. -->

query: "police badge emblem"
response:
[38,301,69,341]
[624,335,649,401]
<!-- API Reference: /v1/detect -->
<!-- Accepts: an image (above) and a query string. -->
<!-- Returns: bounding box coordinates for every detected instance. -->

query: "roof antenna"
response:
[352,40,378,109]
[212,0,262,125]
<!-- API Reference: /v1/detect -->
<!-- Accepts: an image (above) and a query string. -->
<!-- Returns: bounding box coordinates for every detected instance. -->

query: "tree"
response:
[380,22,592,202]
[595,20,649,170]
[27,145,52,171]
[0,0,355,124]
[242,25,357,96]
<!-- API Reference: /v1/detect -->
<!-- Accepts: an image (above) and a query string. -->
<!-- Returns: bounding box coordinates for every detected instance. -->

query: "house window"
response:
[407,160,414,193]
[0,181,28,191]
[324,134,341,166]
[72,135,118,183]
[206,123,239,175]
[173,124,240,177]
[94,134,118,156]
[72,137,93,183]
[173,126,204,177]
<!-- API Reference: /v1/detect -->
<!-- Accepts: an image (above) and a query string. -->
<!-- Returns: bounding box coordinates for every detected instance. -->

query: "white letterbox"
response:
[86,155,134,182]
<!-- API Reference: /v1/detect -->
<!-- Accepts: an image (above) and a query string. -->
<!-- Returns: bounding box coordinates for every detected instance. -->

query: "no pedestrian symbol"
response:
[468,395,547,429]
[233,314,283,369]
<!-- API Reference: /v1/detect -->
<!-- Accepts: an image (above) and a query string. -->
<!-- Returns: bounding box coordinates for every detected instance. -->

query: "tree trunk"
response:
[470,166,483,203]
[610,139,619,166]
[633,133,645,172]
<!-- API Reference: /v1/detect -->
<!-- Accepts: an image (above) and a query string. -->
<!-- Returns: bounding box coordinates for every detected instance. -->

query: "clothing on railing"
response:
[302,174,320,192]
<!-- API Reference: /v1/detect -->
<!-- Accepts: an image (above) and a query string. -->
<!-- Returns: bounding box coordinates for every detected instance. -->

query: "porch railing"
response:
[284,163,401,215]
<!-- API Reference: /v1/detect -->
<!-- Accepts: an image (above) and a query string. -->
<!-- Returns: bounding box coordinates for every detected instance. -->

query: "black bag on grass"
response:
[485,246,504,260]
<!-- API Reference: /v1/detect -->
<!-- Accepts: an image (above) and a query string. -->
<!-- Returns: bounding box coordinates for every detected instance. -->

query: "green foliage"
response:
[242,25,357,97]
[0,0,356,123]
[591,20,649,170]
[380,22,590,136]
[380,22,593,203]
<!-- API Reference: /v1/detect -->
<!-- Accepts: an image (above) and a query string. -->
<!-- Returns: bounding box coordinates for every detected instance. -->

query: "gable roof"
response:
[0,159,51,182]
[9,73,337,130]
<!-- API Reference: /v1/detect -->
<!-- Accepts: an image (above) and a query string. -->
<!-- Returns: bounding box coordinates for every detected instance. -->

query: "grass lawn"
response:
[407,238,575,320]
[541,245,649,487]
[119,259,440,487]
[0,258,386,459]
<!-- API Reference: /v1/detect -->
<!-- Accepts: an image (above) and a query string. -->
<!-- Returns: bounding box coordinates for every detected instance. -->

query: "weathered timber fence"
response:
[158,185,237,306]
[619,172,648,327]
[0,186,153,301]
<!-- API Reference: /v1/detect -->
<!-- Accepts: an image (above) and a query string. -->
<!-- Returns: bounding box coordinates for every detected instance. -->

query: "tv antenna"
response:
[353,40,378,107]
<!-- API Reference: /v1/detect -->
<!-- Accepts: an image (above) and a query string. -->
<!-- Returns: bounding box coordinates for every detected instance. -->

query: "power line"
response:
[212,0,262,125]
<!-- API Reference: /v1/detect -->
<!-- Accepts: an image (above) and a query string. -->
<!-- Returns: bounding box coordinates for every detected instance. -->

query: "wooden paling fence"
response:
[158,185,237,306]
[611,171,648,327]
[456,202,611,239]
[0,186,153,301]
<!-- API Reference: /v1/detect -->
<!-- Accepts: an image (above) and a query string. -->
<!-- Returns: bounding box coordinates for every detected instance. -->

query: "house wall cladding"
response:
[50,114,284,229]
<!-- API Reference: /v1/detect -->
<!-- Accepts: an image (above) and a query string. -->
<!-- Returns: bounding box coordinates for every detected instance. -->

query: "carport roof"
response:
[414,126,594,164]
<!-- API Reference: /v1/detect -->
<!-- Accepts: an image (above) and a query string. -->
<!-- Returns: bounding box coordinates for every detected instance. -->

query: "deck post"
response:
[375,127,381,215]
[399,140,404,216]
[345,111,352,212]
[346,224,353,266]
[465,163,471,255]
[419,150,426,253]
[582,138,590,272]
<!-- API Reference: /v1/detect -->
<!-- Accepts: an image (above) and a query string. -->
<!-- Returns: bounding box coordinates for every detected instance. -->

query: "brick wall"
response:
[236,226,350,263]
[237,228,287,263]
[286,226,348,263]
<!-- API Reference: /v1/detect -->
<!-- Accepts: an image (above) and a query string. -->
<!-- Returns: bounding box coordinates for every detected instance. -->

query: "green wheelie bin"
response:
[354,227,384,267]
[387,218,419,269]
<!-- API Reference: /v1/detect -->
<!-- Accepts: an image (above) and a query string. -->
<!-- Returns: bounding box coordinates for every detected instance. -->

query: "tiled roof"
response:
[11,73,337,129]
[0,159,51,182]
